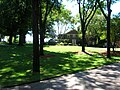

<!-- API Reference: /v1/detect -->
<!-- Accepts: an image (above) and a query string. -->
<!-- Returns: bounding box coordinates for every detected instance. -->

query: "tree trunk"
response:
[112,42,115,52]
[81,23,85,52]
[19,32,26,46]
[32,0,40,72]
[19,31,24,46]
[23,34,26,44]
[39,1,44,56]
[82,31,85,52]
[13,35,17,43]
[107,2,111,58]
[40,28,45,55]
[107,17,110,58]
[8,32,13,45]
[0,34,1,42]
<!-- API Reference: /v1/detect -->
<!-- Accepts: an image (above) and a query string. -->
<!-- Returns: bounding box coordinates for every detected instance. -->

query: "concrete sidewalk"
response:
[2,62,120,90]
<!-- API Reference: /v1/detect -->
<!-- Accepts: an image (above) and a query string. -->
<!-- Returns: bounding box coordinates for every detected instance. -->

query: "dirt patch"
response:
[101,51,120,57]
[72,51,94,56]
[72,51,120,57]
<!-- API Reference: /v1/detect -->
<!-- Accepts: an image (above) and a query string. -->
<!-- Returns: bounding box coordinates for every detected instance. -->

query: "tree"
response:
[0,0,18,44]
[32,0,40,72]
[111,13,120,51]
[39,0,62,55]
[97,0,118,58]
[77,0,98,52]
[17,0,32,46]
[86,12,106,46]
[53,5,74,35]
[0,0,31,45]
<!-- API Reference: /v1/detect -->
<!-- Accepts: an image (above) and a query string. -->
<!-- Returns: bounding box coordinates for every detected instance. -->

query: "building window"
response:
[73,34,76,38]
[67,34,70,38]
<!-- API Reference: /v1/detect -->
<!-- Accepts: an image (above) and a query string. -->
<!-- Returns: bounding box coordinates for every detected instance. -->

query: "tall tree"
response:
[39,0,62,55]
[97,0,113,58]
[77,0,98,52]
[32,0,40,72]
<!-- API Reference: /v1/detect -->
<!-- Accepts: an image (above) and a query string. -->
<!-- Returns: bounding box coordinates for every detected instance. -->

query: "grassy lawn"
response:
[0,45,120,87]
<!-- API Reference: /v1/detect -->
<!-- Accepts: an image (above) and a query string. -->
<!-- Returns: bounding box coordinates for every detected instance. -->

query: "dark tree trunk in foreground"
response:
[0,34,1,42]
[106,0,111,58]
[107,13,111,58]
[32,0,40,72]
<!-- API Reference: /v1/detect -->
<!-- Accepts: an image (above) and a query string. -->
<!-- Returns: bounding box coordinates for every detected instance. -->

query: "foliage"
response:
[111,13,120,42]
[0,0,32,45]
[54,5,76,35]
[86,12,106,46]
[45,5,74,38]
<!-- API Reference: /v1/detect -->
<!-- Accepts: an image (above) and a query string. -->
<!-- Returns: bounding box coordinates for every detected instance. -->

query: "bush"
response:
[48,39,57,45]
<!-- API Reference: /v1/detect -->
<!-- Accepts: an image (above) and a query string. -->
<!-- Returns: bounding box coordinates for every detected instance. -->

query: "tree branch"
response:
[97,0,107,19]
[43,1,54,27]
[85,1,97,23]
[86,5,97,31]
[82,0,85,21]
[79,1,83,24]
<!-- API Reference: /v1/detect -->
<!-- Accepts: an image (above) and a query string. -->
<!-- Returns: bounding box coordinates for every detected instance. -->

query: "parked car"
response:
[48,39,57,45]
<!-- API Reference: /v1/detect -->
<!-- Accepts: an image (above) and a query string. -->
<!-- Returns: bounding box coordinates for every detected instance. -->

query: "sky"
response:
[62,1,120,16]
[111,1,120,15]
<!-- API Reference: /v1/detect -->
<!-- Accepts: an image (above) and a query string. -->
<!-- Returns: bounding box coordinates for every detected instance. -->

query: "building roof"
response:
[66,30,78,34]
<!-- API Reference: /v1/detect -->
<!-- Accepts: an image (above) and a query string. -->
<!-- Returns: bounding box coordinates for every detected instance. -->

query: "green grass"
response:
[0,45,120,87]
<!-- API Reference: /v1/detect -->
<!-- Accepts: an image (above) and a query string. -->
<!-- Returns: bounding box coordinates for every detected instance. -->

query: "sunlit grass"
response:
[44,46,81,52]
[0,45,120,87]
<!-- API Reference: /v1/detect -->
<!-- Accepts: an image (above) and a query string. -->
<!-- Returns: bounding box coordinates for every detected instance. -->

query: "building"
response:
[58,30,80,45]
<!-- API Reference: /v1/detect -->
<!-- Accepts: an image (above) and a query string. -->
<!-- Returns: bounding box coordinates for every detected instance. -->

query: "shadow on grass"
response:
[40,50,120,80]
[0,45,38,87]
[3,53,120,90]
[0,45,120,88]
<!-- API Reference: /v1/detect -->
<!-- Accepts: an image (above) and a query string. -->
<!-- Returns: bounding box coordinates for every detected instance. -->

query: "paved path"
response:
[2,62,120,90]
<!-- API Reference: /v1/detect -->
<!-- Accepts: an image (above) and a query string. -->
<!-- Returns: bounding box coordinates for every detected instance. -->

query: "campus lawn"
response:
[0,45,120,87]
